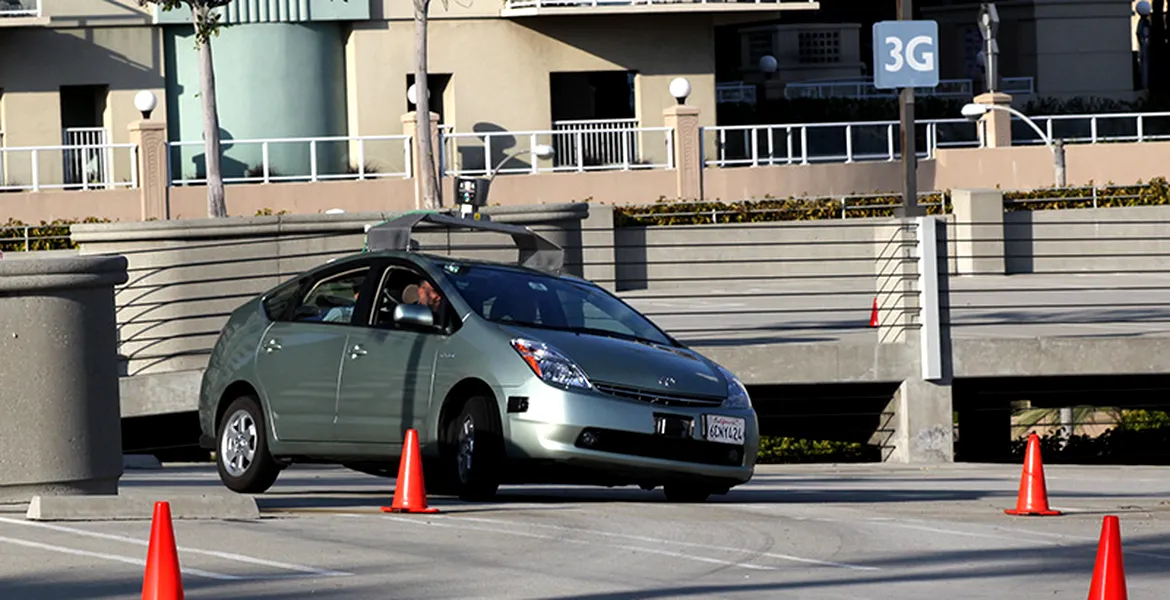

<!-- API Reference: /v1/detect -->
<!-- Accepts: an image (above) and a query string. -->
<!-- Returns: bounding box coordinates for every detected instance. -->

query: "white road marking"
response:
[0,534,243,581]
[0,516,352,577]
[370,514,778,572]
[445,514,879,571]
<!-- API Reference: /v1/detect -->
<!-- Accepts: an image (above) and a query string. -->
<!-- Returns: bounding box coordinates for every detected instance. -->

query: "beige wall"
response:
[0,26,165,186]
[345,15,717,169]
[42,0,150,24]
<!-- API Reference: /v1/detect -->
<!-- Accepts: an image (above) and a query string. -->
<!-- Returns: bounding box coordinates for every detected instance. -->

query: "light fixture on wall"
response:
[669,77,691,105]
[407,83,418,107]
[134,90,157,120]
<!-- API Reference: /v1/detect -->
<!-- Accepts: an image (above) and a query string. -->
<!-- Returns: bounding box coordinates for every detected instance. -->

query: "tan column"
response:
[128,121,169,221]
[402,111,442,210]
[663,105,702,201]
[974,92,1014,148]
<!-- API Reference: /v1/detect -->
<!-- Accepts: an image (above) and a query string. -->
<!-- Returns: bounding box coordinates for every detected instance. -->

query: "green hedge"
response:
[0,217,112,252]
[756,436,879,464]
[611,177,1170,227]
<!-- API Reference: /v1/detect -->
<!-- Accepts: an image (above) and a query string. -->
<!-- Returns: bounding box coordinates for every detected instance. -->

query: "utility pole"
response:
[896,0,924,217]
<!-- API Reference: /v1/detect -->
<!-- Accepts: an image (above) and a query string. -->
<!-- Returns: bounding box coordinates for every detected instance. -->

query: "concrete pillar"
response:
[874,218,918,344]
[578,204,617,291]
[402,111,442,210]
[663,105,702,201]
[952,188,1005,275]
[0,254,129,503]
[128,120,170,221]
[974,92,1013,148]
[879,378,955,464]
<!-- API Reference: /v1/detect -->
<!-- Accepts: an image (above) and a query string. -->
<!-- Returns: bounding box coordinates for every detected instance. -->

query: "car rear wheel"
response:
[216,395,281,494]
[444,395,504,502]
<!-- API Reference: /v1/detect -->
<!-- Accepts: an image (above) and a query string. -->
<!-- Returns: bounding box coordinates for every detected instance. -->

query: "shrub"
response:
[756,436,879,464]
[0,217,112,252]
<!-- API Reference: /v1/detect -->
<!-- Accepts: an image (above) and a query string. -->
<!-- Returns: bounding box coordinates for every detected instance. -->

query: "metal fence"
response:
[441,126,674,176]
[168,135,412,186]
[0,142,138,192]
[703,118,977,167]
[782,76,1035,100]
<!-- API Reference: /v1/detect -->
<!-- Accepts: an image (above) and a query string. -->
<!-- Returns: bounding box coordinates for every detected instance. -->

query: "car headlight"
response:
[511,338,593,390]
[717,365,752,409]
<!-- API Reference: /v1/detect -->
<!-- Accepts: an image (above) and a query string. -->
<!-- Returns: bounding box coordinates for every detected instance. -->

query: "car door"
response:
[253,262,375,444]
[334,262,448,446]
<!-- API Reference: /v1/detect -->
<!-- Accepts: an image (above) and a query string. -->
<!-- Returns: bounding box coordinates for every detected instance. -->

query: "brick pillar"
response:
[662,105,702,201]
[128,121,168,221]
[402,111,441,210]
[974,92,1014,148]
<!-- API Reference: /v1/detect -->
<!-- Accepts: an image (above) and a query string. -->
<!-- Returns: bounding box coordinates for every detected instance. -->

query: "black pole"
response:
[896,0,924,218]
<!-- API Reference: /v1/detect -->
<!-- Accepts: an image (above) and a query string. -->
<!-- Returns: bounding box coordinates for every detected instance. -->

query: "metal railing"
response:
[441,126,674,176]
[505,0,815,7]
[0,143,139,191]
[1009,112,1170,146]
[551,119,640,170]
[167,134,412,186]
[703,118,978,167]
[614,191,949,223]
[62,127,114,187]
[0,224,74,252]
[783,76,1035,100]
[716,82,758,105]
[0,0,39,17]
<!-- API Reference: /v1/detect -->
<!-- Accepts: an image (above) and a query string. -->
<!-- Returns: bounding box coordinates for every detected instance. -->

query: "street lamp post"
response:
[453,144,555,219]
[962,102,1065,187]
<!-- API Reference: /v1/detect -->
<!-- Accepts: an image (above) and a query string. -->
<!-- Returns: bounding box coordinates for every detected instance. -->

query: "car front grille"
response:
[593,382,725,408]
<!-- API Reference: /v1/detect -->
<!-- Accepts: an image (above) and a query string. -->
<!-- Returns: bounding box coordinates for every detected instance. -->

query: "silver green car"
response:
[198,216,759,503]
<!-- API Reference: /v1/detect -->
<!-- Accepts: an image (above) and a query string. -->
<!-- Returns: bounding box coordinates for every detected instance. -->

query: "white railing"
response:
[704,118,979,167]
[167,135,412,185]
[0,143,138,191]
[63,127,114,187]
[0,0,39,17]
[441,126,674,176]
[784,76,1035,100]
[552,119,640,170]
[717,82,758,105]
[1008,112,1170,146]
[506,0,814,7]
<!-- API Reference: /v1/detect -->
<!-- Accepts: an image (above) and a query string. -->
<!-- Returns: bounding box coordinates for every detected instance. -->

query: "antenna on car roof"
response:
[364,210,565,274]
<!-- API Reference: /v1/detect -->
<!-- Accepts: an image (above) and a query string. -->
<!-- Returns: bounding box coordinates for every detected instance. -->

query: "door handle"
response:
[349,344,367,359]
[265,338,282,353]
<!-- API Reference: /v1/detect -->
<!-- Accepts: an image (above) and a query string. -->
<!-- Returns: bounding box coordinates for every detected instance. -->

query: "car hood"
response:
[500,324,728,398]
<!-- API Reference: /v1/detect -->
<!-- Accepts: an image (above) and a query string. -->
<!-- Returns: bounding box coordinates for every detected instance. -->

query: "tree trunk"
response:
[414,0,440,209]
[196,7,227,218]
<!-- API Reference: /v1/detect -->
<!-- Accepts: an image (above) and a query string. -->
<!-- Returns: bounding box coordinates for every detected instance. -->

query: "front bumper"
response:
[500,380,759,486]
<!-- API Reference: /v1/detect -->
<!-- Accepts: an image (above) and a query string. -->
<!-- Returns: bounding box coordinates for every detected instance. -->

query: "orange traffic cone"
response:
[381,428,439,514]
[869,297,879,327]
[1088,515,1128,600]
[1004,433,1061,516]
[141,501,184,600]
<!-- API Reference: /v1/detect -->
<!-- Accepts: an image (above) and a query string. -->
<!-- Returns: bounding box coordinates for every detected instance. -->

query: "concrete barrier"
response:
[0,253,128,503]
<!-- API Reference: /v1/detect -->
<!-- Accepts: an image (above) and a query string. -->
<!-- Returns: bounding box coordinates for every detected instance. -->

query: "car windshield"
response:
[437,262,676,346]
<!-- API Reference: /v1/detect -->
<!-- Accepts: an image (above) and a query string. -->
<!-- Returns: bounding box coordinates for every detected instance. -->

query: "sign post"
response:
[873,14,938,217]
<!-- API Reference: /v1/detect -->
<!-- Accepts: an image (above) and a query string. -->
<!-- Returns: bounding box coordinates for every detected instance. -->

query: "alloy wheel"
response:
[220,409,257,478]
[456,415,476,483]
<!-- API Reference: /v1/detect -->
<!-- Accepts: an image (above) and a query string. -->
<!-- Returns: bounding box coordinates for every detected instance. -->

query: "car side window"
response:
[262,279,301,322]
[291,267,371,325]
[370,265,449,331]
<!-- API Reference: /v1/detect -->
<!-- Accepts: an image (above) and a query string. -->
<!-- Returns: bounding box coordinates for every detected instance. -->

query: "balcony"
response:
[501,0,819,17]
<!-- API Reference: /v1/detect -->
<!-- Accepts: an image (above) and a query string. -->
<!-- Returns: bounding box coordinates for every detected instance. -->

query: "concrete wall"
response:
[1006,204,1170,274]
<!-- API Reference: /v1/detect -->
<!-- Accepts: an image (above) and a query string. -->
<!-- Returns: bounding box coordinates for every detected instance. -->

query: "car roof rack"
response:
[364,210,565,274]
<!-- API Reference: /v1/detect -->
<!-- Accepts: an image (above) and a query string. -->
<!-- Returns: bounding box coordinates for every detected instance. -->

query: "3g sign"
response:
[872,20,940,90]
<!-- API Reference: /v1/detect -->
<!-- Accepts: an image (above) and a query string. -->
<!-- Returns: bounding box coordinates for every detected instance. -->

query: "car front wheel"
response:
[445,395,504,502]
[216,394,281,494]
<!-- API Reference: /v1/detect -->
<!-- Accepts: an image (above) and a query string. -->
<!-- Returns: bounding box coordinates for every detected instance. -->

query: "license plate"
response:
[704,415,745,445]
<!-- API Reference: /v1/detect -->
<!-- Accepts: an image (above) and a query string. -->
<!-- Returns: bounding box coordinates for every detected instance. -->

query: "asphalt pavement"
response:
[2,462,1169,599]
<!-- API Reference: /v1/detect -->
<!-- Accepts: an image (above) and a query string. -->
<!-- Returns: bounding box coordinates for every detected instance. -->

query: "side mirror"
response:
[394,304,435,329]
